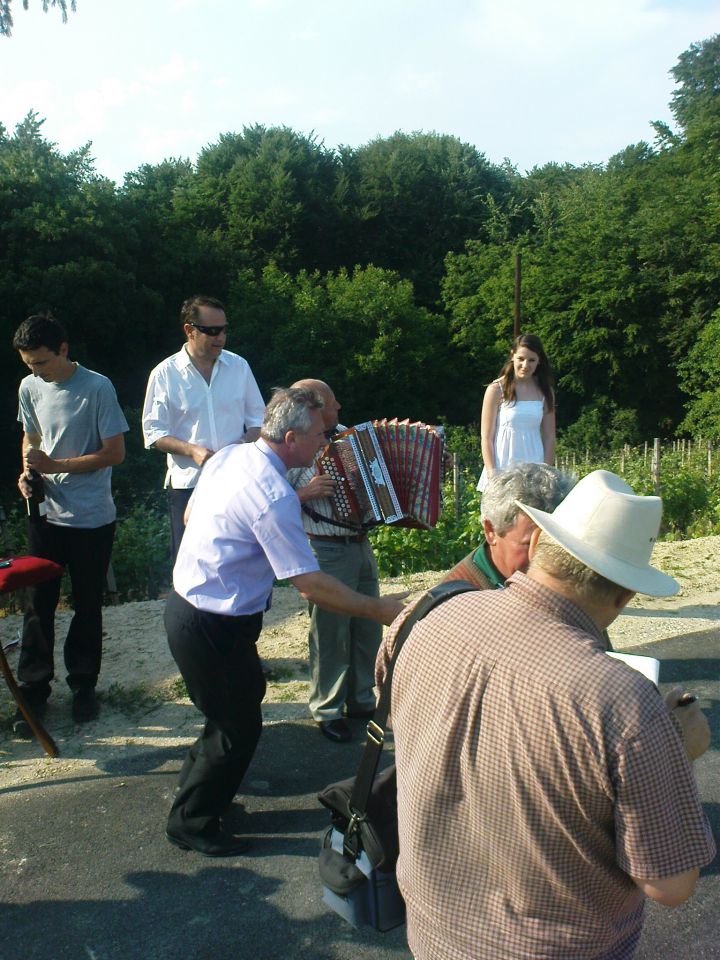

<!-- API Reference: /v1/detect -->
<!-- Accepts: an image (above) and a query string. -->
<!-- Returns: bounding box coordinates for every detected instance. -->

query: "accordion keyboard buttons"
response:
[320,455,352,518]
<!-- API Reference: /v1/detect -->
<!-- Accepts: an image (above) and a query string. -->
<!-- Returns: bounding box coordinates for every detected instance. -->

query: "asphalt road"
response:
[0,626,717,960]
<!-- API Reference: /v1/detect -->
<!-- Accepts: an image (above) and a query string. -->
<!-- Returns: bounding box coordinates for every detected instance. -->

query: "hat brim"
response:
[518,502,679,597]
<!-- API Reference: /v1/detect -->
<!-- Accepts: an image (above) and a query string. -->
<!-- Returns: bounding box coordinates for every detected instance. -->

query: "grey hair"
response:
[261,386,324,442]
[481,463,576,536]
[530,533,623,603]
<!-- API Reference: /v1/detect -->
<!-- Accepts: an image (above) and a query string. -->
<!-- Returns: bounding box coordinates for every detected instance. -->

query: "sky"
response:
[1,0,717,185]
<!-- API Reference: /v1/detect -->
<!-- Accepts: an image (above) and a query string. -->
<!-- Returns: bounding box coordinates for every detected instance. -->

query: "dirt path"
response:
[1,536,718,790]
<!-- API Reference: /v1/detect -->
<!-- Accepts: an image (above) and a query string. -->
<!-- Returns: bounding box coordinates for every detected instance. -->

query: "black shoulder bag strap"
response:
[343,579,477,858]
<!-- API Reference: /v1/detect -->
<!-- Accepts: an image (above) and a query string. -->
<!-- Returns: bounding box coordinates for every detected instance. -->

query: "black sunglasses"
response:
[190,322,228,337]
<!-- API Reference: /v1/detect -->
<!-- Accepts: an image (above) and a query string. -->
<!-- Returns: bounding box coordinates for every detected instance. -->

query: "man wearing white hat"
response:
[378,470,715,960]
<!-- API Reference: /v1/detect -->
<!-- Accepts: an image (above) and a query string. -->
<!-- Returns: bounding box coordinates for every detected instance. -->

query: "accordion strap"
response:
[344,580,477,852]
[302,503,368,533]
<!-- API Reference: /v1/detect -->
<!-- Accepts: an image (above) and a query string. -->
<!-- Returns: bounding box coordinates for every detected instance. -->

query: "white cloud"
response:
[136,125,200,159]
[146,55,198,87]
[2,79,58,128]
[305,105,343,130]
[245,0,291,10]
[462,0,671,62]
[250,84,301,112]
[392,68,443,97]
[62,77,143,142]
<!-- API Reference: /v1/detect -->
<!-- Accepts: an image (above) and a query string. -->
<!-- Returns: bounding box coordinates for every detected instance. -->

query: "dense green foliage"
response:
[0,438,715,603]
[0,37,719,597]
[373,438,720,578]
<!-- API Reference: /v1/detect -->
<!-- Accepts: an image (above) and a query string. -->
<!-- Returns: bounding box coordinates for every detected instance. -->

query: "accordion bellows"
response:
[318,419,444,529]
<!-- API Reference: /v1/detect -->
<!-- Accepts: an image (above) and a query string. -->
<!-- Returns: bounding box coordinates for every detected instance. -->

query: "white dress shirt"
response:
[142,346,265,489]
[173,440,320,616]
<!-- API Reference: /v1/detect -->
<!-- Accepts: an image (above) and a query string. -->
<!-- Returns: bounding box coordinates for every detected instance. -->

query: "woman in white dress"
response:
[477,334,556,492]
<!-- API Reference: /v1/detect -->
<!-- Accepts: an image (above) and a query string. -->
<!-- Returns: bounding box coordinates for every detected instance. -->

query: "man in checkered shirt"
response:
[378,470,715,960]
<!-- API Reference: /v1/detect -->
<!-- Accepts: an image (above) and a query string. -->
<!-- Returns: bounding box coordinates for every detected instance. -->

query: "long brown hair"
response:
[498,334,554,411]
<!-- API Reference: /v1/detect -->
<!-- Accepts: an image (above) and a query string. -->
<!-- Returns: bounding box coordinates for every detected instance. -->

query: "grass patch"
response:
[101,682,158,715]
[265,680,309,703]
[164,676,188,700]
[262,664,298,681]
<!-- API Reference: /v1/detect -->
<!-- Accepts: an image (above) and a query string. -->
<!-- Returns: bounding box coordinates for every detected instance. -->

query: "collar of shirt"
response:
[471,534,505,589]
[506,571,607,646]
[178,344,230,378]
[254,437,287,476]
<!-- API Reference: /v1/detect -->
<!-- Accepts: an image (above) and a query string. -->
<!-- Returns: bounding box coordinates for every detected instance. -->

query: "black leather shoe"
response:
[72,688,99,723]
[165,828,250,858]
[318,718,352,743]
[344,708,376,720]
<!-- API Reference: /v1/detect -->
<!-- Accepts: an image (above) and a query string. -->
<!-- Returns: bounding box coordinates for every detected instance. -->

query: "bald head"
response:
[290,378,340,431]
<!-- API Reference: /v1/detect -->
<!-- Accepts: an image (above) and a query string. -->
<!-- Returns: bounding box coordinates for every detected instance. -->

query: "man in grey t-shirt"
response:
[13,314,128,732]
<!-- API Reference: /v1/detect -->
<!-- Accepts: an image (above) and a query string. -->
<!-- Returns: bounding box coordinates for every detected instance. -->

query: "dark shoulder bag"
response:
[317,579,477,931]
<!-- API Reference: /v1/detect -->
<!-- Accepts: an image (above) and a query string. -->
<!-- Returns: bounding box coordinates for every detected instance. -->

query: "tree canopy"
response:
[0,0,75,37]
[0,35,719,502]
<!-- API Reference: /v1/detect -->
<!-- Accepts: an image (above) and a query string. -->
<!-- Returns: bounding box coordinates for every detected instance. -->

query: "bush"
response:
[0,501,171,608]
[1,434,717,600]
[111,506,171,601]
[372,440,720,577]
[371,471,482,577]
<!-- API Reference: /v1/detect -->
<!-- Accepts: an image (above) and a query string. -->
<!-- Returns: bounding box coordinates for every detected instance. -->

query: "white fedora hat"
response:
[516,470,679,597]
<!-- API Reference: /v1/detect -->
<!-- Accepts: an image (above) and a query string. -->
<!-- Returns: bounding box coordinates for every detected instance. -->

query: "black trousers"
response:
[164,590,266,837]
[19,519,116,697]
[168,487,193,565]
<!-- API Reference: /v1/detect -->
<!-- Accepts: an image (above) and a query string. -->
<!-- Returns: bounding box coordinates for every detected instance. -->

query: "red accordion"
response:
[317,419,445,530]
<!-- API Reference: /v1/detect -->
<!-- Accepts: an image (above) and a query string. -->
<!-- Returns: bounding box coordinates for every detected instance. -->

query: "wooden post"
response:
[652,438,661,494]
[708,442,713,479]
[105,560,119,606]
[453,453,460,516]
[514,252,521,339]
[644,440,648,465]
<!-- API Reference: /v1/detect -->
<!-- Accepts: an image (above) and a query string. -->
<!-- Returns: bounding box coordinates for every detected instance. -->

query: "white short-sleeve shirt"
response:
[173,439,320,616]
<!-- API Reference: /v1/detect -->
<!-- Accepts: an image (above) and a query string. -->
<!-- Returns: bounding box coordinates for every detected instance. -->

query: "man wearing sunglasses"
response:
[142,295,265,561]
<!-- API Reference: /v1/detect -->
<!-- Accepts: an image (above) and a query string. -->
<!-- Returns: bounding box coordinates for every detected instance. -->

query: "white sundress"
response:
[477,397,545,492]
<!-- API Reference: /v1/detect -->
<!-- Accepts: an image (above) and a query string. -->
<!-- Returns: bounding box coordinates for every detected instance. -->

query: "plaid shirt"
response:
[377,572,715,960]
